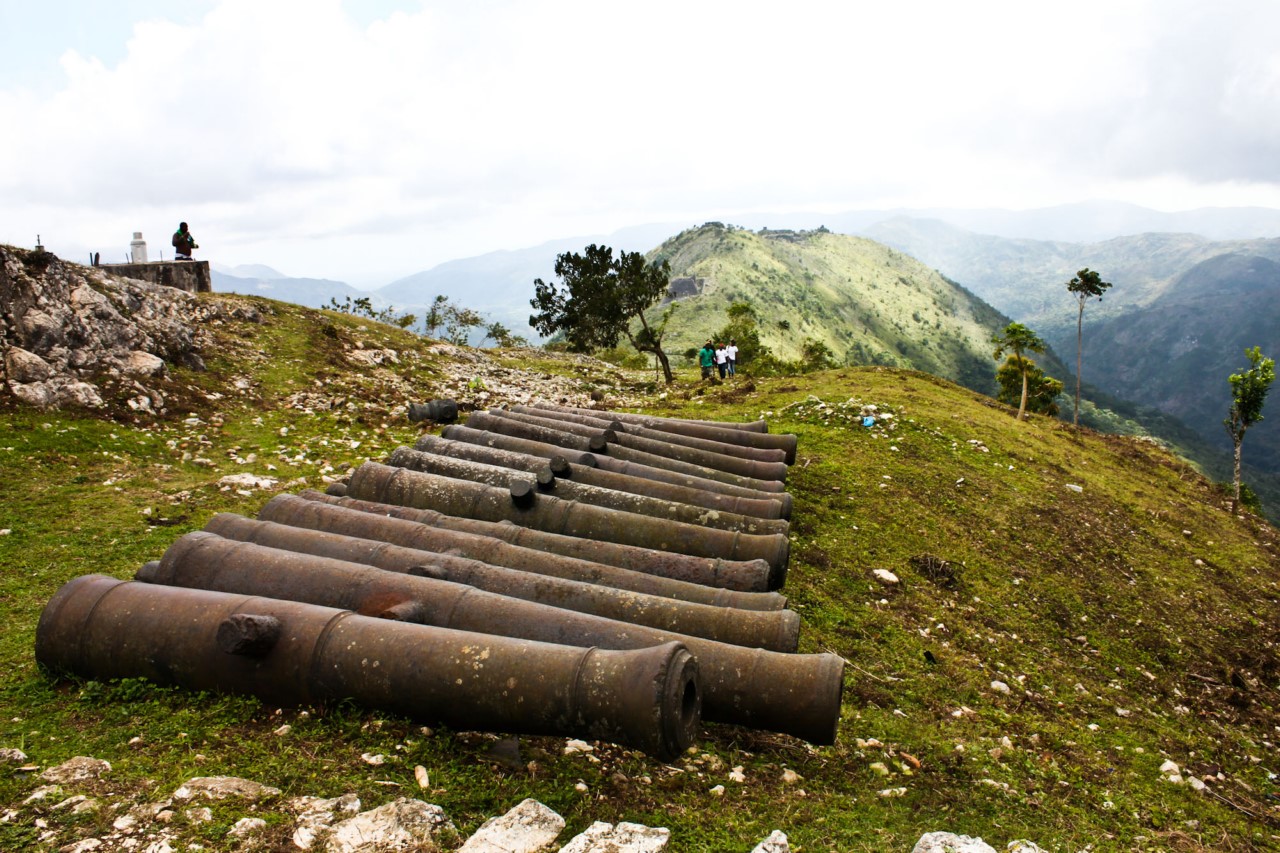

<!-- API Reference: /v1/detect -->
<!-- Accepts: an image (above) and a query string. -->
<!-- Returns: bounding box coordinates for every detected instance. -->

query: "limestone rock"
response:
[751,830,790,852]
[0,245,210,414]
[0,747,28,764]
[41,756,111,785]
[289,793,363,849]
[326,797,454,853]
[559,821,670,853]
[171,776,280,803]
[228,817,268,837]
[5,346,52,382]
[458,798,565,852]
[872,569,900,585]
[1007,842,1047,852]
[911,832,998,853]
[121,351,166,377]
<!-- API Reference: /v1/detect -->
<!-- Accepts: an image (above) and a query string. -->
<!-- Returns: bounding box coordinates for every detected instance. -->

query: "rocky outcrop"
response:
[0,244,213,414]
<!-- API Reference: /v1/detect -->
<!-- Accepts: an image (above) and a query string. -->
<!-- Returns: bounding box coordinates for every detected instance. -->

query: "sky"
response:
[3,0,1280,287]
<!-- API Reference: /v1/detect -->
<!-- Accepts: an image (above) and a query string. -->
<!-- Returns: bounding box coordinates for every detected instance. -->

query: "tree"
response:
[420,294,483,344]
[326,296,416,329]
[996,355,1062,416]
[1066,268,1112,426]
[529,244,677,383]
[992,322,1047,420]
[799,338,837,372]
[480,321,528,348]
[1224,346,1276,513]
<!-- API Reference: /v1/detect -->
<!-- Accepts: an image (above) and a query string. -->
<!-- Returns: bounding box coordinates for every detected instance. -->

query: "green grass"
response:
[2,295,1280,851]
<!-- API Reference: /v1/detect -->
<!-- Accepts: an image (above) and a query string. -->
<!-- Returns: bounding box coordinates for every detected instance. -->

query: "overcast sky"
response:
[3,0,1279,286]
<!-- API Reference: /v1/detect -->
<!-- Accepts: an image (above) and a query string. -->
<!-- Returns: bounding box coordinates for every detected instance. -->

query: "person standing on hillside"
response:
[715,342,729,379]
[698,340,716,380]
[726,340,738,377]
[172,222,199,260]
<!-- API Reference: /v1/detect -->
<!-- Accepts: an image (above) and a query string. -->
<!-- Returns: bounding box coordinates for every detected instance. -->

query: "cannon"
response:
[138,534,843,743]
[413,434,787,521]
[524,402,798,464]
[200,519,799,651]
[385,446,790,537]
[36,575,701,759]
[463,411,786,494]
[266,493,782,605]
[438,425,793,517]
[509,405,790,465]
[346,462,790,585]
[285,489,773,594]
[483,409,790,483]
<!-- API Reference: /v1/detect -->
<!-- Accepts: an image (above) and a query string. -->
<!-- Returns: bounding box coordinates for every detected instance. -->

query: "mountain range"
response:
[209,202,1280,516]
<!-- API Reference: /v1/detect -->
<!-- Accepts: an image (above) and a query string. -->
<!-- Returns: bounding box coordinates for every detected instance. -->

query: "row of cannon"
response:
[36,402,844,760]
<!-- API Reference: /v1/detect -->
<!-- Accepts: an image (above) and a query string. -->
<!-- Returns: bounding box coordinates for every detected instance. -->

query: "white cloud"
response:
[3,0,1280,282]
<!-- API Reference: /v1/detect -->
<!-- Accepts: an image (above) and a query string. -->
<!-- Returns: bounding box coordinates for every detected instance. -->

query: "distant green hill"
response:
[645,223,1051,396]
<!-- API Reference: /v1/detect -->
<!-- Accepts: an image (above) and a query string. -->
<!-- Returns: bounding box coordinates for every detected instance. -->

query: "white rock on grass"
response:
[1007,841,1048,852]
[990,681,1011,695]
[41,757,111,784]
[228,817,267,837]
[289,793,362,850]
[326,798,455,853]
[0,748,28,764]
[911,832,998,853]
[172,776,281,803]
[559,821,669,853]
[458,798,565,853]
[873,569,900,585]
[751,830,790,853]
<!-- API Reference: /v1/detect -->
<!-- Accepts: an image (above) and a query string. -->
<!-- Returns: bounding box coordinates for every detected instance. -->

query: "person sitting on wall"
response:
[172,222,199,260]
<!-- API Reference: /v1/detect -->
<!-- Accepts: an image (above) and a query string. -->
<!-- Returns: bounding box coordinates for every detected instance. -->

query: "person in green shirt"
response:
[698,340,716,380]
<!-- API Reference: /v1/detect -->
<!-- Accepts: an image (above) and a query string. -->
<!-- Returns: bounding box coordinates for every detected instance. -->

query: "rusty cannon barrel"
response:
[36,574,701,758]
[486,409,790,483]
[200,520,798,651]
[346,461,790,584]
[509,405,790,466]
[464,411,787,494]
[289,491,777,597]
[413,434,787,521]
[439,425,793,518]
[386,446,790,538]
[552,405,772,433]
[139,536,843,744]
[522,403,798,465]
[269,493,783,605]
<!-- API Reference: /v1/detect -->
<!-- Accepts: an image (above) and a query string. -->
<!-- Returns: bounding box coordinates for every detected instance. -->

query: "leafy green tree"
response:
[326,296,416,329]
[529,244,677,383]
[480,321,528,348]
[418,294,484,344]
[996,355,1062,416]
[1224,346,1276,512]
[799,338,837,372]
[1066,268,1112,426]
[992,322,1047,420]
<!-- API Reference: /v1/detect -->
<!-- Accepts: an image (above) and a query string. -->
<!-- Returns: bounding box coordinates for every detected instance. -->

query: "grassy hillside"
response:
[3,292,1280,850]
[646,224,1036,396]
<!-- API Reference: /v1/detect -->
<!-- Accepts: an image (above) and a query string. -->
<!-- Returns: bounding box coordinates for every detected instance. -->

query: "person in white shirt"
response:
[725,341,738,377]
[714,343,728,379]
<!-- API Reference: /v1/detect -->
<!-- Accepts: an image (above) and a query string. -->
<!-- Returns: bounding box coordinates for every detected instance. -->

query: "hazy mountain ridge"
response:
[1086,253,1280,472]
[647,224,1046,396]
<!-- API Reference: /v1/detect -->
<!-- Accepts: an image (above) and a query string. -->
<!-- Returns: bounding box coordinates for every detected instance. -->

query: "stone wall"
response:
[101,260,212,294]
